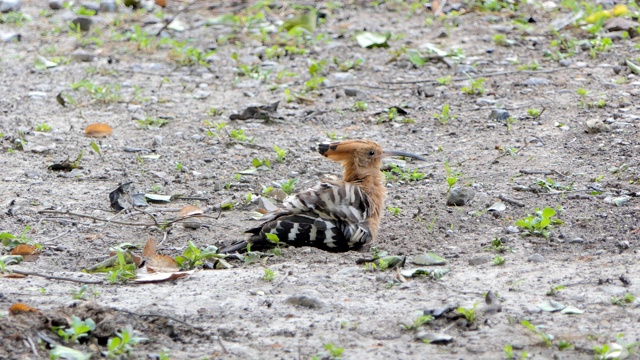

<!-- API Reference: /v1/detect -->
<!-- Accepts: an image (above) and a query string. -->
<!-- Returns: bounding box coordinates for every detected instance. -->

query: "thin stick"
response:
[38,210,156,227]
[382,65,617,85]
[519,169,554,175]
[270,271,291,294]
[498,194,525,207]
[114,308,204,331]
[26,336,39,358]
[10,269,103,284]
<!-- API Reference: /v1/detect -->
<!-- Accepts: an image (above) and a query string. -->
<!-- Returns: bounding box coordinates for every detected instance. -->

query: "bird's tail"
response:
[219,227,276,254]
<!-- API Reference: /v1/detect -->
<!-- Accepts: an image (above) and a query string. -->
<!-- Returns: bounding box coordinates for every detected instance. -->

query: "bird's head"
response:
[318,139,426,181]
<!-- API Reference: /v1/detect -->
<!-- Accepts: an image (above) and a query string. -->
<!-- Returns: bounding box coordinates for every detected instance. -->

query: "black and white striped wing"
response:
[252,182,373,251]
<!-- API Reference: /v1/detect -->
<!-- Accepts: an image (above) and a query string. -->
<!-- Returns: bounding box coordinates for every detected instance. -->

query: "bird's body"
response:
[220,139,424,253]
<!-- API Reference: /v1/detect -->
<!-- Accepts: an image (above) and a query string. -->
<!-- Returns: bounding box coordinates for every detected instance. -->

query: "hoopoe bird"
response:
[220,139,426,253]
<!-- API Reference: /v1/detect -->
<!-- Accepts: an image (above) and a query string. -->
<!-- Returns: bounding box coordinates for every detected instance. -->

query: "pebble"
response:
[71,50,96,62]
[344,88,368,99]
[455,64,477,75]
[476,98,496,106]
[285,295,325,309]
[415,332,453,344]
[489,109,510,121]
[152,135,163,146]
[559,59,573,67]
[416,85,436,98]
[585,119,609,133]
[2,33,21,42]
[192,90,211,99]
[523,77,551,86]
[446,186,475,206]
[331,72,355,82]
[468,254,492,266]
[99,0,116,12]
[527,253,545,262]
[505,226,519,234]
[81,2,100,12]
[0,0,21,13]
[49,0,63,10]
[570,238,584,244]
[71,17,93,31]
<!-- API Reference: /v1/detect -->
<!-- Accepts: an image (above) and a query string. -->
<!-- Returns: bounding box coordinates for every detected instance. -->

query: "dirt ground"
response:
[1,0,640,359]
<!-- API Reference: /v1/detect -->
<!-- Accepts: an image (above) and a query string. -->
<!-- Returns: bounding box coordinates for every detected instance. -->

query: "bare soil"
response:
[1,1,640,359]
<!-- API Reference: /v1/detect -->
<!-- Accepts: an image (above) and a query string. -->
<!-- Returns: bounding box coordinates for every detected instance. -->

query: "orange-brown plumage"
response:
[221,139,425,253]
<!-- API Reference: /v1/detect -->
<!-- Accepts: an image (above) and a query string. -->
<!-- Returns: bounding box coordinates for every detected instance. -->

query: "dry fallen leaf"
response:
[179,205,203,229]
[147,254,179,273]
[10,244,41,262]
[9,303,40,315]
[133,270,193,283]
[142,238,157,258]
[84,123,113,138]
[155,0,166,7]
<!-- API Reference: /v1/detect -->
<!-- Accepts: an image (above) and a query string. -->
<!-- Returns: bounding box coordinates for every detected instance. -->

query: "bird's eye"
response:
[369,150,375,157]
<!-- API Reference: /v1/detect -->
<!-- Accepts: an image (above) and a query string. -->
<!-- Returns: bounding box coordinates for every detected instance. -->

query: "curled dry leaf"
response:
[133,270,194,283]
[155,0,166,7]
[179,205,203,229]
[142,238,157,258]
[10,244,41,262]
[84,123,113,138]
[147,254,179,273]
[9,303,40,315]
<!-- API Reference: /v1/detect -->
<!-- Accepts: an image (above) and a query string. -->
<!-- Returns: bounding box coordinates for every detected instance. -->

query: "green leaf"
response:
[90,141,101,155]
[626,59,640,75]
[407,50,426,67]
[265,233,280,244]
[34,55,58,70]
[541,207,556,219]
[282,11,317,33]
[355,31,391,48]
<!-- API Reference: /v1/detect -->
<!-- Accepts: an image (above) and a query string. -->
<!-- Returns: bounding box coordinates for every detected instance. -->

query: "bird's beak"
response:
[382,150,427,161]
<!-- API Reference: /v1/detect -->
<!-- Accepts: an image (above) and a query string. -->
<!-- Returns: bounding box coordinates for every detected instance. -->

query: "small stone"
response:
[446,186,475,206]
[617,241,630,250]
[523,77,551,86]
[559,59,573,67]
[152,135,163,146]
[476,98,496,106]
[412,252,447,266]
[570,238,584,244]
[344,88,368,99]
[489,109,510,121]
[415,332,453,344]
[49,0,63,10]
[331,72,354,82]
[455,64,477,75]
[71,50,96,62]
[466,345,487,354]
[71,17,93,31]
[192,90,211,99]
[81,2,100,12]
[416,85,436,98]
[285,295,325,309]
[99,0,117,12]
[505,226,520,234]
[468,254,492,266]
[0,0,21,13]
[2,33,21,42]
[528,253,545,262]
[585,119,609,133]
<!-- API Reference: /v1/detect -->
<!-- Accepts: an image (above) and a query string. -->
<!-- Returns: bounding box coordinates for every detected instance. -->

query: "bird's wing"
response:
[249,182,373,251]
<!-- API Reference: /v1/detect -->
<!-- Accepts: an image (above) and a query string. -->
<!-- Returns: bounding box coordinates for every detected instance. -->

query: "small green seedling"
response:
[444,162,460,193]
[461,77,486,95]
[136,117,168,129]
[387,206,402,216]
[1,225,40,249]
[546,285,566,297]
[175,162,183,171]
[273,145,287,163]
[401,314,433,331]
[35,123,52,132]
[493,34,508,46]
[323,343,344,359]
[353,101,368,111]
[611,292,636,306]
[263,268,275,282]
[175,241,220,270]
[54,315,96,344]
[106,325,147,358]
[279,178,298,195]
[106,251,137,284]
[492,255,505,266]
[514,207,563,238]
[484,238,511,253]
[521,320,552,347]
[252,158,271,169]
[504,344,514,359]
[527,108,541,118]
[456,304,478,324]
[434,104,457,125]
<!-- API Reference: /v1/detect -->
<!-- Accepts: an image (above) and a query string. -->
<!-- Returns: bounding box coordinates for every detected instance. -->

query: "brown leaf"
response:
[84,123,113,138]
[11,244,41,262]
[9,303,40,315]
[179,205,203,218]
[133,270,194,283]
[1,273,27,279]
[142,238,157,258]
[155,0,166,7]
[147,254,179,273]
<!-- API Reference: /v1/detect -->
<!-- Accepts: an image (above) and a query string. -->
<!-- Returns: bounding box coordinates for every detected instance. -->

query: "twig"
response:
[217,336,228,354]
[10,269,103,284]
[156,0,195,37]
[26,336,39,358]
[41,228,76,244]
[38,210,156,227]
[433,0,447,16]
[113,308,205,331]
[492,138,528,163]
[270,271,291,294]
[519,169,554,175]
[382,65,617,85]
[498,194,525,207]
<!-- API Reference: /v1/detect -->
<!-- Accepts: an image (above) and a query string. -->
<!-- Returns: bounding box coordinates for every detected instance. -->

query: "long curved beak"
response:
[382,150,427,161]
